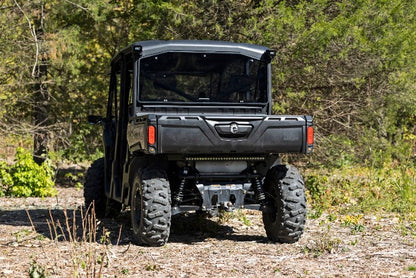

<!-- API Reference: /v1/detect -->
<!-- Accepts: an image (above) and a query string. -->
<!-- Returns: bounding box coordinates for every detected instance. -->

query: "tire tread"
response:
[262,165,307,243]
[131,168,171,246]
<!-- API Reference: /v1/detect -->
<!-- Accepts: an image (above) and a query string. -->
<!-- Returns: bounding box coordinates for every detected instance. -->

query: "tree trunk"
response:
[33,74,49,165]
[32,4,50,165]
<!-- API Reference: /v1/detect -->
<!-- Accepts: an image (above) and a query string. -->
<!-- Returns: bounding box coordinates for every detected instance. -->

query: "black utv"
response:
[85,40,314,246]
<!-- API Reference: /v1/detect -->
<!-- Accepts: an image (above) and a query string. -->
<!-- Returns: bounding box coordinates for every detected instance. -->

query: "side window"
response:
[107,58,134,120]
[115,70,121,120]
[127,68,134,117]
[107,64,120,120]
[127,69,133,105]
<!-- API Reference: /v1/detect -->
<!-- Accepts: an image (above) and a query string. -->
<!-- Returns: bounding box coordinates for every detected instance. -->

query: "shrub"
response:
[0,148,56,197]
[0,161,12,196]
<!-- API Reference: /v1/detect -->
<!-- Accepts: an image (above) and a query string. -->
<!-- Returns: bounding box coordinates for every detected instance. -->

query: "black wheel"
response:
[262,165,307,243]
[84,158,121,218]
[131,168,171,246]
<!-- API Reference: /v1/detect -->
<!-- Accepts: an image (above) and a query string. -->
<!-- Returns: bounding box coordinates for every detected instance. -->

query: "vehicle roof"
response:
[113,40,272,63]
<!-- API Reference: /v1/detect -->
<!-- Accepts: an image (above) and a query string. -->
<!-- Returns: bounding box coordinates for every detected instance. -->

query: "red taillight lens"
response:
[307,126,314,145]
[148,125,156,145]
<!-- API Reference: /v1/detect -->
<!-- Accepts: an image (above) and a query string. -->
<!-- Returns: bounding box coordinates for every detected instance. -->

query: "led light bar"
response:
[185,156,265,161]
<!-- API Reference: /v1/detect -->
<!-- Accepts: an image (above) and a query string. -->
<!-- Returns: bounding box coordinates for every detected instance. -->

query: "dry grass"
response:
[0,186,416,277]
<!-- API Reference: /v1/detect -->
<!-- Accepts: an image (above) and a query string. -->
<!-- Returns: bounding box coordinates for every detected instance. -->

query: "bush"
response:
[0,161,12,196]
[0,148,56,197]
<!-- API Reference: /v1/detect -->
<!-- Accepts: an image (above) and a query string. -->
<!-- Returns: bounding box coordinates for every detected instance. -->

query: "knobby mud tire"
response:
[262,165,307,243]
[83,158,120,218]
[131,169,171,246]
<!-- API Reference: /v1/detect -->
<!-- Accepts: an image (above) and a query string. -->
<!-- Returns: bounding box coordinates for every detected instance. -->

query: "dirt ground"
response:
[0,186,415,278]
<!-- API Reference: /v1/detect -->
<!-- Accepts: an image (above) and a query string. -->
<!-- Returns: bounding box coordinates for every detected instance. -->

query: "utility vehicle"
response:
[85,40,314,246]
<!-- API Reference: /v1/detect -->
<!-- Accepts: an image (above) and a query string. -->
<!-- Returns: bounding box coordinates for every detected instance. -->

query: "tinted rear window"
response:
[139,52,267,103]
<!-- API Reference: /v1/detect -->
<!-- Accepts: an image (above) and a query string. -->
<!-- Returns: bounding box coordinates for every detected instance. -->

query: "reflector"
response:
[307,126,314,145]
[148,125,156,145]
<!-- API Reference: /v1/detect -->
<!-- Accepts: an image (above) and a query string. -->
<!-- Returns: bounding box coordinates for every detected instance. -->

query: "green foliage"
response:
[0,161,12,196]
[29,260,48,278]
[340,214,365,234]
[408,266,416,272]
[0,148,56,197]
[306,164,416,218]
[0,0,414,166]
[236,210,252,226]
[121,268,130,275]
[145,263,160,271]
[238,0,416,168]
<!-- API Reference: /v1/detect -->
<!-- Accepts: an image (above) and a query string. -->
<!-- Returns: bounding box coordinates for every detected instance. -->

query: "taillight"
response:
[307,126,314,145]
[148,125,156,145]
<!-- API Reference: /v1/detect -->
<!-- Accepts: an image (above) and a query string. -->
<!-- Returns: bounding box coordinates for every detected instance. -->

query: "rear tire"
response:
[131,168,171,246]
[84,158,121,218]
[262,165,306,243]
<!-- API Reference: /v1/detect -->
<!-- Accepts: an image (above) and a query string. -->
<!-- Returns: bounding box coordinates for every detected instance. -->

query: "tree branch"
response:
[13,0,39,78]
[64,0,89,13]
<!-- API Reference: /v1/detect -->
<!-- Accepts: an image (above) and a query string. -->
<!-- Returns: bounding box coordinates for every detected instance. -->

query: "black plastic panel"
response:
[156,115,307,154]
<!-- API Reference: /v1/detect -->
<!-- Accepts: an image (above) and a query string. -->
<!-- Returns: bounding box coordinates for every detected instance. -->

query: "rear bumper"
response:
[127,115,313,155]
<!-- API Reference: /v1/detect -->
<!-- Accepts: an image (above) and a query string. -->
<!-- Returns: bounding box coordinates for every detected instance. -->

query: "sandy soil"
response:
[1,186,415,278]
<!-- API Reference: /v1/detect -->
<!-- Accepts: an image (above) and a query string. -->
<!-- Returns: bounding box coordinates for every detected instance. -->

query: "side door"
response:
[107,55,133,201]
[103,61,120,197]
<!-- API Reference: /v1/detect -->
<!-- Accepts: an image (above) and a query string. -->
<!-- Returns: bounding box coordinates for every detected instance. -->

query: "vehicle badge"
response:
[230,123,239,134]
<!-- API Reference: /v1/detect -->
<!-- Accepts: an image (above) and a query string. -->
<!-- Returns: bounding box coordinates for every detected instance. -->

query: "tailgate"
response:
[156,115,313,154]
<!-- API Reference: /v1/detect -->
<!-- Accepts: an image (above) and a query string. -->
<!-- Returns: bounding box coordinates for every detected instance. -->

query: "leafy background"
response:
[0,0,415,216]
